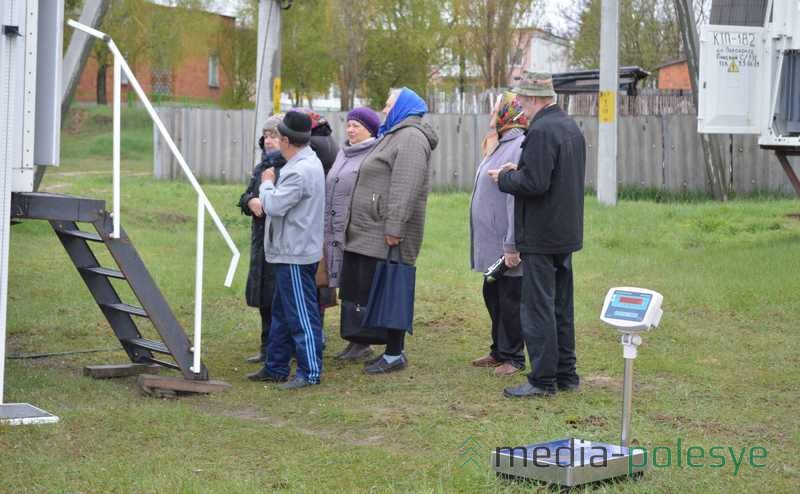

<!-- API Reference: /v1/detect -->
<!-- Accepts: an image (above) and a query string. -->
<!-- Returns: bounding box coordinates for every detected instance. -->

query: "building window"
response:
[208,55,220,88]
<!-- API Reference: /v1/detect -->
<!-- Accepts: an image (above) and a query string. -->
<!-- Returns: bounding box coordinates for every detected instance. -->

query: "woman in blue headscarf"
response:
[339,87,439,375]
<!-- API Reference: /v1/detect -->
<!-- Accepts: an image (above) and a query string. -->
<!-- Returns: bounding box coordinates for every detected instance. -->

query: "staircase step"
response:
[57,229,103,242]
[81,266,126,279]
[140,357,181,371]
[126,338,170,354]
[103,303,148,318]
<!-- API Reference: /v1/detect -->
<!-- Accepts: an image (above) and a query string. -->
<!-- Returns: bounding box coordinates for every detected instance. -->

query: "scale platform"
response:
[491,438,646,487]
[0,403,60,426]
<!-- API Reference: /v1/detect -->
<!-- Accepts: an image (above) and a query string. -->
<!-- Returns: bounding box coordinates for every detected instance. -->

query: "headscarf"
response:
[495,92,528,136]
[378,87,428,137]
[293,108,328,130]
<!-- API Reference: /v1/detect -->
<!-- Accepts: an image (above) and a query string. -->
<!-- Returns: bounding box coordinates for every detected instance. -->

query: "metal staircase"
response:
[12,192,207,380]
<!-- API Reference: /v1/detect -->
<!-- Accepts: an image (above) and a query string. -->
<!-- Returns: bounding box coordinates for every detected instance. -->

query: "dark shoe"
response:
[557,381,580,392]
[246,368,287,382]
[503,382,556,398]
[494,363,522,377]
[334,342,356,359]
[245,352,265,364]
[472,354,501,367]
[363,355,407,374]
[279,377,315,390]
[364,353,384,366]
[364,351,406,366]
[341,343,373,361]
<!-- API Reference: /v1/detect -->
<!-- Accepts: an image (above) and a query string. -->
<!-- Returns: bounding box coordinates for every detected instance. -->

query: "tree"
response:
[217,2,258,108]
[93,0,216,104]
[674,0,729,200]
[326,0,375,110]
[362,0,450,108]
[571,0,682,71]
[281,0,335,107]
[451,0,538,90]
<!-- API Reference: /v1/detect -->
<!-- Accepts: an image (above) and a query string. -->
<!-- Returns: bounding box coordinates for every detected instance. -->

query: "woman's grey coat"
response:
[345,116,439,265]
[324,137,378,287]
[470,128,525,277]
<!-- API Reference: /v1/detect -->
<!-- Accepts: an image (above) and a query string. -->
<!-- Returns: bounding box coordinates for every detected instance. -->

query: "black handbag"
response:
[340,300,389,345]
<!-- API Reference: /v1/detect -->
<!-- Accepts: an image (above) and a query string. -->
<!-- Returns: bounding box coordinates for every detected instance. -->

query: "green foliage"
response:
[572,0,682,71]
[325,0,376,110]
[91,0,219,103]
[281,0,336,106]
[363,0,449,108]
[218,2,259,109]
[448,0,538,90]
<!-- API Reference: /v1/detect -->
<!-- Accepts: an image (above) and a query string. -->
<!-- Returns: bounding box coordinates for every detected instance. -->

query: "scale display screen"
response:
[603,290,652,322]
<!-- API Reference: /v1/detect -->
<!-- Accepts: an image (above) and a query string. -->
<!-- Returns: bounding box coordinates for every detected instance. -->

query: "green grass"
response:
[1,107,799,492]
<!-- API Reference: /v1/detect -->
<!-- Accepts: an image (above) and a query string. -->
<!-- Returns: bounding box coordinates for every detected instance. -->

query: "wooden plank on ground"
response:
[137,374,231,396]
[83,363,160,379]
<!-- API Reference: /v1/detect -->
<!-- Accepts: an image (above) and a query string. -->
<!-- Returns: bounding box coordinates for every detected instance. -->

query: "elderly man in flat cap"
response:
[489,71,586,398]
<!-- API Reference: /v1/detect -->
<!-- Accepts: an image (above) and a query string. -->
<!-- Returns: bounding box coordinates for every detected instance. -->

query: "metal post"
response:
[620,357,634,447]
[598,0,619,206]
[191,197,204,374]
[620,333,641,447]
[112,54,121,238]
[254,0,282,161]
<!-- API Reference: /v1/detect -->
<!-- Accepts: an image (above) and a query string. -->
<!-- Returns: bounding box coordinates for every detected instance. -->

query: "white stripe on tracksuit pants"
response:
[264,263,323,383]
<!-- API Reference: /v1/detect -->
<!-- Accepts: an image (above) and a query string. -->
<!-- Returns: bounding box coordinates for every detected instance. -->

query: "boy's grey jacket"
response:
[345,116,439,265]
[259,146,325,265]
[470,128,524,277]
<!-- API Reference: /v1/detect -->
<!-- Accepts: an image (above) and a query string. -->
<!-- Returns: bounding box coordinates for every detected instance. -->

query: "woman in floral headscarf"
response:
[468,92,529,377]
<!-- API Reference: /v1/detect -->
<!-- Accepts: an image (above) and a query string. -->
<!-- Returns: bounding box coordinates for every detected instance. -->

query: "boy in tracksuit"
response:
[253,110,325,390]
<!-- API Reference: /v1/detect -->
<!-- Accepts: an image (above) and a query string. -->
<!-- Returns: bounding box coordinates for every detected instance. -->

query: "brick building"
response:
[655,59,692,91]
[74,8,234,104]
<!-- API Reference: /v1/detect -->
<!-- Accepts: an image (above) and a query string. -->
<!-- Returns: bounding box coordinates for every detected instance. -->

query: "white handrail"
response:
[67,19,240,375]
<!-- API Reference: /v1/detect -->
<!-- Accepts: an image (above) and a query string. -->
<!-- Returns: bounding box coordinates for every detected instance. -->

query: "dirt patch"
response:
[65,109,89,134]
[565,415,608,428]
[583,375,622,390]
[786,213,800,221]
[207,405,390,448]
[152,211,193,224]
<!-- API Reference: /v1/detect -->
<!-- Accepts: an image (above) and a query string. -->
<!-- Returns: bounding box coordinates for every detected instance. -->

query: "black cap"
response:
[277,111,312,144]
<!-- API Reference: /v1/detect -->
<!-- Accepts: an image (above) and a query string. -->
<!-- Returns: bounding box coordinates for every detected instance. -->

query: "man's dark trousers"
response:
[482,277,525,369]
[265,263,323,384]
[520,253,579,391]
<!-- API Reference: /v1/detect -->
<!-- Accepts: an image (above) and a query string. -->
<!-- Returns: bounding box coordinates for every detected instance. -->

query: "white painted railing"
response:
[68,20,240,374]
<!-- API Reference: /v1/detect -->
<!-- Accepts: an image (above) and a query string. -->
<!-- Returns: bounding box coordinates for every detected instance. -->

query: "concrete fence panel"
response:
[153,107,796,196]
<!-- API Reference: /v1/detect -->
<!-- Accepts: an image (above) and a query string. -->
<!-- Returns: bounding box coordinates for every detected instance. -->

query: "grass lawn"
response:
[1,107,798,493]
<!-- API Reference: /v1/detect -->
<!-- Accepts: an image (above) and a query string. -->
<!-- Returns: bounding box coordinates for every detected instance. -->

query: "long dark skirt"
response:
[338,251,381,307]
[339,251,407,353]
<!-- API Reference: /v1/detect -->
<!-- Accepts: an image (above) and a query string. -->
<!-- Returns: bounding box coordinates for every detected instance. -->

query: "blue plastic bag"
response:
[361,247,416,332]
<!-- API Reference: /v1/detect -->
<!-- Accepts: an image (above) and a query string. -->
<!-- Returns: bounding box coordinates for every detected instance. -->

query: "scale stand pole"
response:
[620,334,641,447]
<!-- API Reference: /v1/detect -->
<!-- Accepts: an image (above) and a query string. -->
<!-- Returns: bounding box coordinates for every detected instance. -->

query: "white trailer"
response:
[698,0,800,192]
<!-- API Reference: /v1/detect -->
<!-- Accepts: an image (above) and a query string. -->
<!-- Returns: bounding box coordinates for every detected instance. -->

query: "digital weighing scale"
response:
[492,287,663,487]
[0,403,59,426]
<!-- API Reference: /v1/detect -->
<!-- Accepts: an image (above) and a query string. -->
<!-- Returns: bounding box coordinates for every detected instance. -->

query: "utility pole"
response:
[254,0,283,162]
[597,0,620,206]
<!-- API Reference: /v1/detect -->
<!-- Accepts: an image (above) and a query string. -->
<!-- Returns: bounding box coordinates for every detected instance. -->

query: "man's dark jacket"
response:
[498,104,586,254]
